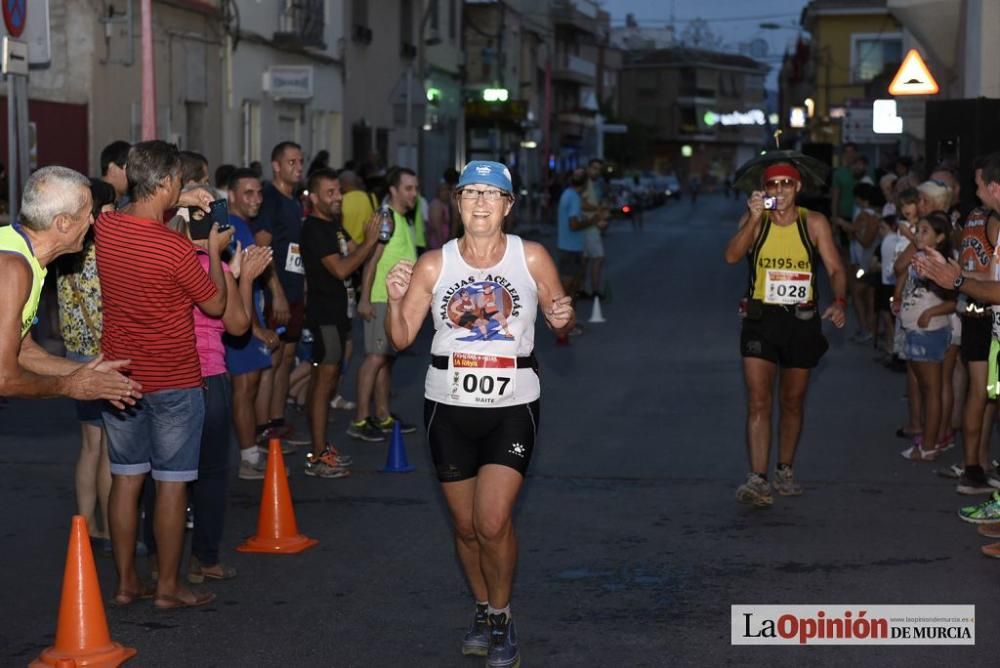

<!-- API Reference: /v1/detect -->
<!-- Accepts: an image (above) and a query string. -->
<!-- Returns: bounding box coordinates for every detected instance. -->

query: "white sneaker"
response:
[330,394,357,411]
[238,456,266,480]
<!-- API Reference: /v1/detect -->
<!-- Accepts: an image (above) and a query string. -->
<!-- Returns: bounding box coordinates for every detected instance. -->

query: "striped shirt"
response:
[95,211,217,392]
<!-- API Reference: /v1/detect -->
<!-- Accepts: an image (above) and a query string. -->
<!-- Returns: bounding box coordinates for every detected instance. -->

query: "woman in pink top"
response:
[180,208,272,582]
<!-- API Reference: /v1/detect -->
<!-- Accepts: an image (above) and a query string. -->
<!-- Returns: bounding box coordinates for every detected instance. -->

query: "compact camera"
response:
[763,196,778,210]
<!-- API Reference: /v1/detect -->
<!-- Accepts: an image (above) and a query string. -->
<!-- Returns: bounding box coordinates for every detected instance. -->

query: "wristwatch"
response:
[953,274,965,290]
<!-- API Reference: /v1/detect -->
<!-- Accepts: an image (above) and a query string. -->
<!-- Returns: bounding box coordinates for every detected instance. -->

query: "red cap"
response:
[763,163,801,182]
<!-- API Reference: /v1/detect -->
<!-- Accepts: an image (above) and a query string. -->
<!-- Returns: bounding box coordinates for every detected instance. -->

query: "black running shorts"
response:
[740,305,829,369]
[424,399,540,482]
[961,314,991,364]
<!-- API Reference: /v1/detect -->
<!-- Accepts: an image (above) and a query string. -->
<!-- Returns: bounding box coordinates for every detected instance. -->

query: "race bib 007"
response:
[448,352,517,406]
[764,270,811,305]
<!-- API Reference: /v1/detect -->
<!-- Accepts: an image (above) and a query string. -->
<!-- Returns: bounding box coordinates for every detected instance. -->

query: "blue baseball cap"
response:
[457,161,513,194]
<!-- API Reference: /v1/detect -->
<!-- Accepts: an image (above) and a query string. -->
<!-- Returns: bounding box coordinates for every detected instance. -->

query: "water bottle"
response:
[377,205,394,244]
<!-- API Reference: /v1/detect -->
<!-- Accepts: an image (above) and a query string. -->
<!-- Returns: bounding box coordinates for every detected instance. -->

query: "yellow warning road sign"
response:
[888,49,939,96]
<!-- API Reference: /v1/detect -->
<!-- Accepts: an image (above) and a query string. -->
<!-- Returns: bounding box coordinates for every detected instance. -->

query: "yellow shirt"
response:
[748,208,816,304]
[342,190,375,244]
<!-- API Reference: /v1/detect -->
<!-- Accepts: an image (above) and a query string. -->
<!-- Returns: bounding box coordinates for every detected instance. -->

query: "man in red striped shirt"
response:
[96,140,229,609]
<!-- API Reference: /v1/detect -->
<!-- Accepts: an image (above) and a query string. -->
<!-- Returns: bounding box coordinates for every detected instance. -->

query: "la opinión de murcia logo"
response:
[731,605,975,646]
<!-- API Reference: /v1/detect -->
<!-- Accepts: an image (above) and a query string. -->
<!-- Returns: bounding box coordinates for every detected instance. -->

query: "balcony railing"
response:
[551,0,597,35]
[274,0,326,50]
[551,54,597,85]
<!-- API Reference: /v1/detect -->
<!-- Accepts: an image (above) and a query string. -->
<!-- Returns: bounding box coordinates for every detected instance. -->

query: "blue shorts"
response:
[904,327,951,362]
[102,387,205,482]
[66,350,103,424]
[224,333,272,376]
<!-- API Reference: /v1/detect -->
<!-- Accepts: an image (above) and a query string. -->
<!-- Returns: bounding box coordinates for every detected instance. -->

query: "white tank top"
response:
[425,235,540,406]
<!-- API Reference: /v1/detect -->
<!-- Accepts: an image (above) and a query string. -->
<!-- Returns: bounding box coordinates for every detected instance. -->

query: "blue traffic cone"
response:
[381,421,415,473]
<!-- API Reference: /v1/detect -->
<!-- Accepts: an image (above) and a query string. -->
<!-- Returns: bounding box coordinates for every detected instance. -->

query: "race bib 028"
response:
[764,270,811,305]
[448,352,517,406]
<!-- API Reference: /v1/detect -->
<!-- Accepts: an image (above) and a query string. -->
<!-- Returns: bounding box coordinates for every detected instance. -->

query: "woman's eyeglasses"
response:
[459,188,506,202]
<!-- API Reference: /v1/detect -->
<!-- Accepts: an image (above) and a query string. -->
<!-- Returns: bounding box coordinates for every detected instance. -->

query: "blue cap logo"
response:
[458,160,513,193]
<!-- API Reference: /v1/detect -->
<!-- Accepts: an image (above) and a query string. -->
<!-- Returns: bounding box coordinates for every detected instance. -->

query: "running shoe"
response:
[347,418,386,442]
[375,414,417,435]
[462,604,490,657]
[330,394,357,411]
[977,522,1000,539]
[772,466,803,496]
[312,443,352,467]
[988,471,1000,489]
[487,613,520,668]
[735,473,773,507]
[935,462,964,479]
[237,456,267,480]
[981,543,1000,559]
[957,472,995,496]
[958,491,1000,524]
[304,447,351,479]
[256,427,300,454]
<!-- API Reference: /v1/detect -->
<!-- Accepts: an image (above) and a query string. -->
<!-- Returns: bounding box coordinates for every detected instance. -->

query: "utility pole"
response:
[140,0,156,140]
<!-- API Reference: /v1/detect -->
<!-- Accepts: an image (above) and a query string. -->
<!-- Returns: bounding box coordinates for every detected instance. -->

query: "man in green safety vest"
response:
[348,166,420,441]
[0,166,141,406]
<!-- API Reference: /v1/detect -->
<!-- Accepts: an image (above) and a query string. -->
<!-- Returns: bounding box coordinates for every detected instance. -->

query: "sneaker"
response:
[958,491,1000,524]
[982,542,1000,559]
[347,418,386,442]
[312,443,353,467]
[977,522,1000,539]
[238,456,266,480]
[486,613,520,668]
[330,394,357,411]
[304,447,351,479]
[735,473,773,507]
[936,462,964,479]
[773,466,803,496]
[256,427,299,454]
[461,604,490,657]
[375,415,417,435]
[957,472,995,495]
[988,471,1000,489]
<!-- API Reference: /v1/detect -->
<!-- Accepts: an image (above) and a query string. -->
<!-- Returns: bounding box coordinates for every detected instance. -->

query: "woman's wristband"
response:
[833,297,848,308]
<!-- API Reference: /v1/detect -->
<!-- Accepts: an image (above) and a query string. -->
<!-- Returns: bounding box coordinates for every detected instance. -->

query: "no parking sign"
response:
[0,0,47,67]
[3,0,26,38]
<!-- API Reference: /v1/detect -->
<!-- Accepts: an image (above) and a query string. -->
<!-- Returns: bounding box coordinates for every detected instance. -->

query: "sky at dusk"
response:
[600,0,812,88]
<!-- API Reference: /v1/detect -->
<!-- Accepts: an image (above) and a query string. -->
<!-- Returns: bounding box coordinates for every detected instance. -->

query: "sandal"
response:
[187,557,238,584]
[110,582,156,607]
[153,590,216,610]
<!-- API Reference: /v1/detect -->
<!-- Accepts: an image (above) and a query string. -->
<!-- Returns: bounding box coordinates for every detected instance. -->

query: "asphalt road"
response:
[2,194,998,666]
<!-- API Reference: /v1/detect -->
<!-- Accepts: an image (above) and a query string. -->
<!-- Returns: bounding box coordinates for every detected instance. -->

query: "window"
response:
[679,106,698,135]
[430,0,439,31]
[241,100,261,165]
[851,33,902,83]
[449,0,456,41]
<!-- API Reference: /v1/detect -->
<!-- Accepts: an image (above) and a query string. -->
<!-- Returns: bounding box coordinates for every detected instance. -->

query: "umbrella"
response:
[732,149,830,193]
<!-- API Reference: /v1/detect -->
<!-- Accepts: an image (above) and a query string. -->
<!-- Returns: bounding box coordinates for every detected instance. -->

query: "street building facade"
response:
[618,47,769,181]
[225,0,344,170]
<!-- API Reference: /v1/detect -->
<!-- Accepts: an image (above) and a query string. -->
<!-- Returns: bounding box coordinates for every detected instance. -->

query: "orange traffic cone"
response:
[30,515,137,667]
[237,439,318,554]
